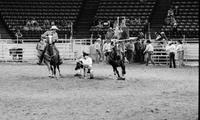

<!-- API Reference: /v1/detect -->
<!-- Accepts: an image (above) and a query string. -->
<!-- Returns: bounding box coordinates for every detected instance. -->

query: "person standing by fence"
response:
[166,41,176,68]
[15,29,23,43]
[36,39,46,64]
[176,40,184,67]
[94,38,102,63]
[143,40,155,66]
[103,40,111,63]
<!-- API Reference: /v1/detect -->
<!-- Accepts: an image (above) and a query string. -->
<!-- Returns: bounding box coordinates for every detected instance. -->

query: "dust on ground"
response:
[0,63,198,120]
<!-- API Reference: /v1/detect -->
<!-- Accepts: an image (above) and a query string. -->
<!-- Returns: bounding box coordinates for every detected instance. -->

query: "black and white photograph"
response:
[0,0,198,120]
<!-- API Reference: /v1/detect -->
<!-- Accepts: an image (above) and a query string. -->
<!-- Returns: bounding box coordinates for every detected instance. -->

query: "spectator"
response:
[51,21,55,26]
[43,19,50,30]
[113,26,122,40]
[25,19,31,30]
[97,20,103,28]
[105,27,114,41]
[26,19,31,27]
[176,40,185,67]
[15,29,23,43]
[140,39,146,64]
[94,38,102,63]
[174,5,179,15]
[120,17,127,28]
[35,24,42,31]
[109,20,114,28]
[125,41,135,63]
[134,38,142,63]
[103,40,112,63]
[160,32,168,42]
[31,17,39,27]
[137,17,141,25]
[143,40,155,66]
[166,41,176,68]
[167,8,174,18]
[143,19,149,35]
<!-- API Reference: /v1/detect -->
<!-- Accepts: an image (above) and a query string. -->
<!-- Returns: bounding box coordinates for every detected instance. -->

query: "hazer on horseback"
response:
[39,25,63,78]
[38,25,63,65]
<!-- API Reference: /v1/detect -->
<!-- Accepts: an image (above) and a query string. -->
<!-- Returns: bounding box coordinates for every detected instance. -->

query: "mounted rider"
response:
[37,25,63,65]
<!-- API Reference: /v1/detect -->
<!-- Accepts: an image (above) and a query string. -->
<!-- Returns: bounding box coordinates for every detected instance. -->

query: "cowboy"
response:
[94,38,102,62]
[166,41,176,68]
[74,51,94,79]
[103,40,112,62]
[143,40,155,66]
[39,25,63,65]
[15,29,23,43]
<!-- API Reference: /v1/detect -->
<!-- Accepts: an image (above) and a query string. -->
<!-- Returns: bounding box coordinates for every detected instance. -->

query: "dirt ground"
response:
[0,63,198,120]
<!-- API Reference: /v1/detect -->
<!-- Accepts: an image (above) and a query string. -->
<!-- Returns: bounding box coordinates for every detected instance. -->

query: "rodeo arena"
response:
[0,0,199,120]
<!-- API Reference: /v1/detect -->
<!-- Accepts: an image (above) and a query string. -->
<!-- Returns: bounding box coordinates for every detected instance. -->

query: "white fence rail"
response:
[0,39,199,66]
[0,39,92,63]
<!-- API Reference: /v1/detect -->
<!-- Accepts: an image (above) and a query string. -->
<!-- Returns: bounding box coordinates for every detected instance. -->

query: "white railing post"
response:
[90,34,93,45]
[148,23,151,40]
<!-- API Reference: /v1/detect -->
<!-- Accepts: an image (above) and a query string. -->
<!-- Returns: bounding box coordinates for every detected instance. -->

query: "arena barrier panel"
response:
[0,39,199,66]
[0,39,92,63]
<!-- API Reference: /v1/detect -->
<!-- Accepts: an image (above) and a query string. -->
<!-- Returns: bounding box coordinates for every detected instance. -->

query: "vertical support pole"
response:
[148,23,151,40]
[90,33,93,45]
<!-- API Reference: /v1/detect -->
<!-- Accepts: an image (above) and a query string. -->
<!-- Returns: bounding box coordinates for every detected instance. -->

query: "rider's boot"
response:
[37,51,44,65]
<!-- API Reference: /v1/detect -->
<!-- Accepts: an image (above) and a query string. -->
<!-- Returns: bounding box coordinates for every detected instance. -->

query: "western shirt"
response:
[144,44,154,52]
[166,44,176,53]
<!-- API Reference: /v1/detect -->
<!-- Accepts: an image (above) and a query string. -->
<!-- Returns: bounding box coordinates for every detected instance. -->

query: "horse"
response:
[108,43,126,80]
[43,39,61,78]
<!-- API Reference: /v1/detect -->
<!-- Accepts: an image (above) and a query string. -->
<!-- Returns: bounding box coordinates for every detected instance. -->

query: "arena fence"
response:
[0,38,199,66]
[0,39,92,63]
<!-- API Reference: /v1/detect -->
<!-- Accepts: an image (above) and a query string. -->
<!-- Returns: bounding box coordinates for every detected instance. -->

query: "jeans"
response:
[146,51,155,66]
[169,52,176,68]
[177,51,184,67]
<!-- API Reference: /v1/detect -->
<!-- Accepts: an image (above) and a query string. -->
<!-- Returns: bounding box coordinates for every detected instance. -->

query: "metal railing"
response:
[0,38,199,66]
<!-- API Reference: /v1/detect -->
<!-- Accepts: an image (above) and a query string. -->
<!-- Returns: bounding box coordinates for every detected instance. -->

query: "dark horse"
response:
[108,43,126,80]
[43,42,61,78]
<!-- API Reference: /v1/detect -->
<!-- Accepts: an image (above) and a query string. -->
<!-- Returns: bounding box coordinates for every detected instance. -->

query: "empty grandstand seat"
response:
[0,0,83,39]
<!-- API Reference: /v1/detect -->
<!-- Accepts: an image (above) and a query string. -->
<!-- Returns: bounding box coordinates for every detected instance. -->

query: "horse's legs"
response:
[113,66,120,78]
[57,65,62,76]
[121,62,126,77]
[50,65,54,77]
[53,65,57,78]
[112,66,116,75]
[45,61,52,77]
[83,67,86,78]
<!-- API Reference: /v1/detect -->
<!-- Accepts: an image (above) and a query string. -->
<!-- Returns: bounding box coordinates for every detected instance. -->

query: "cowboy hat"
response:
[146,39,151,43]
[160,32,165,35]
[83,51,89,56]
[50,25,59,30]
[168,41,173,45]
[96,38,101,41]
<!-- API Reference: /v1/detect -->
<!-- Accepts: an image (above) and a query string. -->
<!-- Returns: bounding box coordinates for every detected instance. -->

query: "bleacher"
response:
[0,0,199,40]
[89,0,157,37]
[0,0,83,39]
[161,0,199,38]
